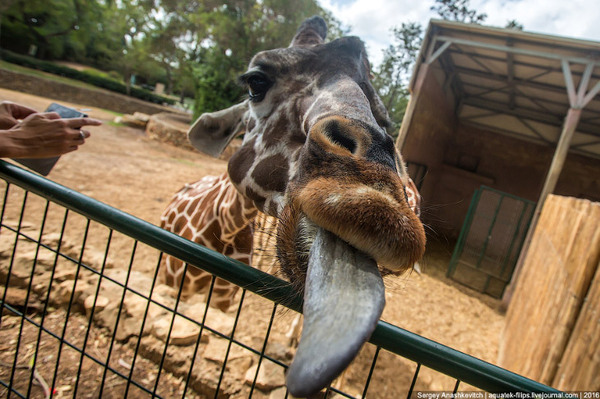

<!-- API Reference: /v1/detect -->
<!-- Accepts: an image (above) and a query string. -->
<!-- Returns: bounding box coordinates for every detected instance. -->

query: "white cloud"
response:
[319,0,600,67]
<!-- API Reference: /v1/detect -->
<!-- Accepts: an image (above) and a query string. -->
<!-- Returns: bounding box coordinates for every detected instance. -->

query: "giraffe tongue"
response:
[286,227,385,398]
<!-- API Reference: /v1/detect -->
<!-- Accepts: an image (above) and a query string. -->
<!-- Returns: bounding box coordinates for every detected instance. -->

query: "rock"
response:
[133,112,150,123]
[54,268,77,282]
[121,114,148,128]
[203,336,248,365]
[169,317,203,346]
[204,308,235,337]
[84,294,109,317]
[124,294,149,318]
[51,279,91,306]
[146,113,194,151]
[6,248,57,287]
[266,341,293,362]
[93,304,119,329]
[152,283,177,299]
[83,251,114,269]
[41,233,76,252]
[0,286,41,314]
[1,286,27,305]
[151,316,208,346]
[52,280,75,306]
[115,314,143,342]
[244,361,285,391]
[269,387,288,399]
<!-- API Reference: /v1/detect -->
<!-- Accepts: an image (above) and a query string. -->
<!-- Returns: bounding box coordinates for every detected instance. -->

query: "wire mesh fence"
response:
[0,161,558,398]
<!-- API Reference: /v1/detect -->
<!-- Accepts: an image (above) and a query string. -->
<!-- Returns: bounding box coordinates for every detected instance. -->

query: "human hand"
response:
[0,112,102,159]
[0,101,38,130]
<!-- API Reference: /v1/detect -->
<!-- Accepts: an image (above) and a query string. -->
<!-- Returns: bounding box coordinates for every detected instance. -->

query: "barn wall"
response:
[453,124,600,203]
[407,116,600,239]
[400,66,458,237]
[498,195,600,390]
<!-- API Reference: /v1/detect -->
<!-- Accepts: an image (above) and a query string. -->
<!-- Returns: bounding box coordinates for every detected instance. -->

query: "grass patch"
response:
[173,158,200,167]
[106,120,125,127]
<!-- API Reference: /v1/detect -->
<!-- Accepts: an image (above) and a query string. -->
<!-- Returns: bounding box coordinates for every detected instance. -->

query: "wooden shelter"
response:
[399,20,600,297]
[498,194,600,391]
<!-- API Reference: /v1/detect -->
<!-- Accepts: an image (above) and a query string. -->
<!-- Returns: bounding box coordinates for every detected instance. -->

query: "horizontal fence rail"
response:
[0,160,560,396]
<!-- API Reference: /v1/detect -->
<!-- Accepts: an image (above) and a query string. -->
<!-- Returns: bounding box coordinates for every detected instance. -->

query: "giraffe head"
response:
[189,16,425,397]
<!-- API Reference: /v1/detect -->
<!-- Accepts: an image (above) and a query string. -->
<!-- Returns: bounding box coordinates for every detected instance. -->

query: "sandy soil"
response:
[0,87,505,398]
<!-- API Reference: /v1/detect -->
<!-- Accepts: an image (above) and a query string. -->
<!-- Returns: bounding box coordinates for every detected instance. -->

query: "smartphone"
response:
[14,103,88,176]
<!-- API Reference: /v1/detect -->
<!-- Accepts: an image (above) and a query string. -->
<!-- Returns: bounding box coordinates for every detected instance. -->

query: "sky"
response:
[318,0,600,67]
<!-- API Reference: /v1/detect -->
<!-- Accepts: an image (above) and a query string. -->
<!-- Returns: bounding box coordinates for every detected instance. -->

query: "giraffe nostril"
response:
[322,120,357,153]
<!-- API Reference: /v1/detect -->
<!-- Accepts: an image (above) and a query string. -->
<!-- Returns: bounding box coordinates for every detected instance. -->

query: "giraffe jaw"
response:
[285,227,385,398]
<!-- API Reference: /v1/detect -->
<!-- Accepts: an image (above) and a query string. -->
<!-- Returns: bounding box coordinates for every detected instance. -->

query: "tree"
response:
[372,22,423,137]
[0,0,96,59]
[373,0,524,137]
[505,19,524,30]
[0,0,344,112]
[430,0,487,24]
[187,0,344,117]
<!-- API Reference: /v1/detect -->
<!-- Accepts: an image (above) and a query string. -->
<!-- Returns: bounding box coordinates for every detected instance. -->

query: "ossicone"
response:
[290,16,327,48]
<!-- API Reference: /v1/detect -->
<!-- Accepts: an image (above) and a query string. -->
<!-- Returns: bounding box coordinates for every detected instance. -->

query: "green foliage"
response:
[188,0,345,118]
[0,49,175,105]
[373,0,524,138]
[373,23,423,138]
[431,0,487,24]
[505,20,524,30]
[0,0,343,112]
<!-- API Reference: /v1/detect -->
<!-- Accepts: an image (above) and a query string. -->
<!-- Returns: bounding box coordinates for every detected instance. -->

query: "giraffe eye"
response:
[242,72,272,103]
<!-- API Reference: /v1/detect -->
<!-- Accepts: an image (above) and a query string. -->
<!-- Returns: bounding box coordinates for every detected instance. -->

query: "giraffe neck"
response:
[176,173,258,248]
[160,172,259,310]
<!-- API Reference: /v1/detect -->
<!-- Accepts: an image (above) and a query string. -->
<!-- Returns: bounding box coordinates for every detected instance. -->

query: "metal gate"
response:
[447,186,536,298]
[0,161,557,398]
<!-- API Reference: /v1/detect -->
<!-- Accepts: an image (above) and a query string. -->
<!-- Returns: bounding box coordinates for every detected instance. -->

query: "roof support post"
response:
[537,108,582,205]
[396,63,430,150]
[503,107,582,307]
[504,60,596,307]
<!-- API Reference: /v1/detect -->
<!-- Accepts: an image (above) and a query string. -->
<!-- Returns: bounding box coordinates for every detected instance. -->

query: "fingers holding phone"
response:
[1,102,103,175]
[12,113,101,157]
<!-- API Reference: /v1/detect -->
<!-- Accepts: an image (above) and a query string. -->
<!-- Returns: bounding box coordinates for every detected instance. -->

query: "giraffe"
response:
[165,16,426,397]
[159,172,257,312]
[159,172,420,311]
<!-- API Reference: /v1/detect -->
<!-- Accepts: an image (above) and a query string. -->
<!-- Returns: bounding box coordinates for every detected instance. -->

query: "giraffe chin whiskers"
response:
[291,176,426,274]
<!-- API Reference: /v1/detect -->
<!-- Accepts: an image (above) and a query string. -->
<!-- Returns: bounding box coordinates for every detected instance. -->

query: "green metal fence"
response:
[447,186,536,298]
[0,161,558,398]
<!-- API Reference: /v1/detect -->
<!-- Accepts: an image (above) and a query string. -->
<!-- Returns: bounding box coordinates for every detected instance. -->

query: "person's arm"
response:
[0,112,102,159]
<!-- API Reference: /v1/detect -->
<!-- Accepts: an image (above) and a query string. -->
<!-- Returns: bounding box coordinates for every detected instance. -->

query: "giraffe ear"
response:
[188,101,249,158]
[290,16,327,48]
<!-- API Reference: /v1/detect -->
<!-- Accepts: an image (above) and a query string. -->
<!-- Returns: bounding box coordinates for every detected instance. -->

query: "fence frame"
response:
[0,160,559,395]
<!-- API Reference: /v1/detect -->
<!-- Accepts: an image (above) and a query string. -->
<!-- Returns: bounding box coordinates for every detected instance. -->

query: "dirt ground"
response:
[0,87,505,398]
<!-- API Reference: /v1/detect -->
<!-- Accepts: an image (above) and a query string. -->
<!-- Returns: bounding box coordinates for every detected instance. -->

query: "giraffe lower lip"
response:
[285,227,385,397]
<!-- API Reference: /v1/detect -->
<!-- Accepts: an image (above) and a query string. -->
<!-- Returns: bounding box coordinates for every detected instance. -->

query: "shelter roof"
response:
[412,19,600,158]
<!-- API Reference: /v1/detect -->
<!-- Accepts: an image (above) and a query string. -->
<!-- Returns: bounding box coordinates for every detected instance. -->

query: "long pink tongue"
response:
[286,227,385,397]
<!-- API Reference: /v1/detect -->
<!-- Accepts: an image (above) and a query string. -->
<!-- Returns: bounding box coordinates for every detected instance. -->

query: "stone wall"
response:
[0,69,182,115]
[146,112,242,160]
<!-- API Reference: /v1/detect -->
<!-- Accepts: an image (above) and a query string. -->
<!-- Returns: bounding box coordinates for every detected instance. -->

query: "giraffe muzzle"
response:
[285,226,385,397]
